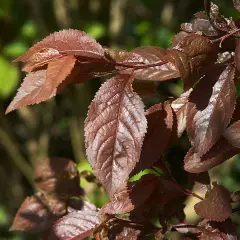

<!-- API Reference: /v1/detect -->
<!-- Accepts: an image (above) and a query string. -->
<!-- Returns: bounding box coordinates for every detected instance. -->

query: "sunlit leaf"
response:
[194,183,232,222]
[85,74,147,197]
[187,65,236,156]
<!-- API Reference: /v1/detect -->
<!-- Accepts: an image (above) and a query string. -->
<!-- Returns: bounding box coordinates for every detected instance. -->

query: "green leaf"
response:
[129,169,161,182]
[21,21,38,39]
[136,21,151,35]
[0,56,19,98]
[84,23,105,40]
[3,42,28,58]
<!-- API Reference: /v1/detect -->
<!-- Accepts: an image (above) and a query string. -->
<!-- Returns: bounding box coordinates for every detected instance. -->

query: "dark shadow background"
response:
[0,0,239,239]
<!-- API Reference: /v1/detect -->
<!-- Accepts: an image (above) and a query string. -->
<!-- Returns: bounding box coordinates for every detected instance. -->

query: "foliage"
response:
[5,0,240,239]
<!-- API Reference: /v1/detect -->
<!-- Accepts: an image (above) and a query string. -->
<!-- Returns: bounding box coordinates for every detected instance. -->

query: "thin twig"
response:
[172,223,200,230]
[211,28,240,47]
[170,176,204,201]
[75,57,168,70]
[115,60,168,69]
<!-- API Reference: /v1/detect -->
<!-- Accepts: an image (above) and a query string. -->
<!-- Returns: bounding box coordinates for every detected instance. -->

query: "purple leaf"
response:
[171,89,192,137]
[52,208,99,240]
[132,46,180,81]
[14,29,105,71]
[194,182,232,222]
[6,55,76,113]
[184,137,240,173]
[84,74,147,197]
[131,102,173,175]
[101,175,157,215]
[187,65,236,156]
[224,120,240,148]
[34,157,82,197]
[10,193,65,232]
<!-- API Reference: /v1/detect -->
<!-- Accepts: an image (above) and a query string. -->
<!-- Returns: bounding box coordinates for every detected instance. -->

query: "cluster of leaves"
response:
[7,0,240,239]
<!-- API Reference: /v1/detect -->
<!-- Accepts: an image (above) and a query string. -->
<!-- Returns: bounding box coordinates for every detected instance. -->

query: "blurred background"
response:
[0,0,239,239]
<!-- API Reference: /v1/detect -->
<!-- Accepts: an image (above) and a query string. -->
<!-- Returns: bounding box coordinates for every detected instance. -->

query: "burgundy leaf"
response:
[10,193,65,232]
[187,64,236,156]
[104,48,144,64]
[6,70,45,113]
[181,14,219,37]
[101,175,157,215]
[6,55,76,113]
[172,34,218,89]
[53,209,99,240]
[132,46,181,81]
[235,40,240,73]
[209,219,238,240]
[223,120,240,148]
[148,177,183,205]
[132,81,158,99]
[184,137,240,173]
[68,199,98,213]
[170,31,190,49]
[194,182,232,222]
[14,29,104,70]
[207,2,237,33]
[199,219,237,240]
[233,0,240,12]
[108,224,142,240]
[46,55,76,85]
[57,60,115,91]
[84,74,147,197]
[171,89,192,137]
[34,157,82,197]
[131,102,173,175]
[172,34,213,58]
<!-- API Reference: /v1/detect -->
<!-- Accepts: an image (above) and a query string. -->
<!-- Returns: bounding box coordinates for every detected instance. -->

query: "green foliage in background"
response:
[0,56,19,99]
[1,0,240,239]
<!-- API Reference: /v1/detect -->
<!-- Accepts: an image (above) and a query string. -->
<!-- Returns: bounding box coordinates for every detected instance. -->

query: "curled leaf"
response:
[207,2,237,33]
[14,29,104,71]
[181,12,219,37]
[171,89,192,137]
[132,46,180,81]
[184,137,239,173]
[104,48,143,64]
